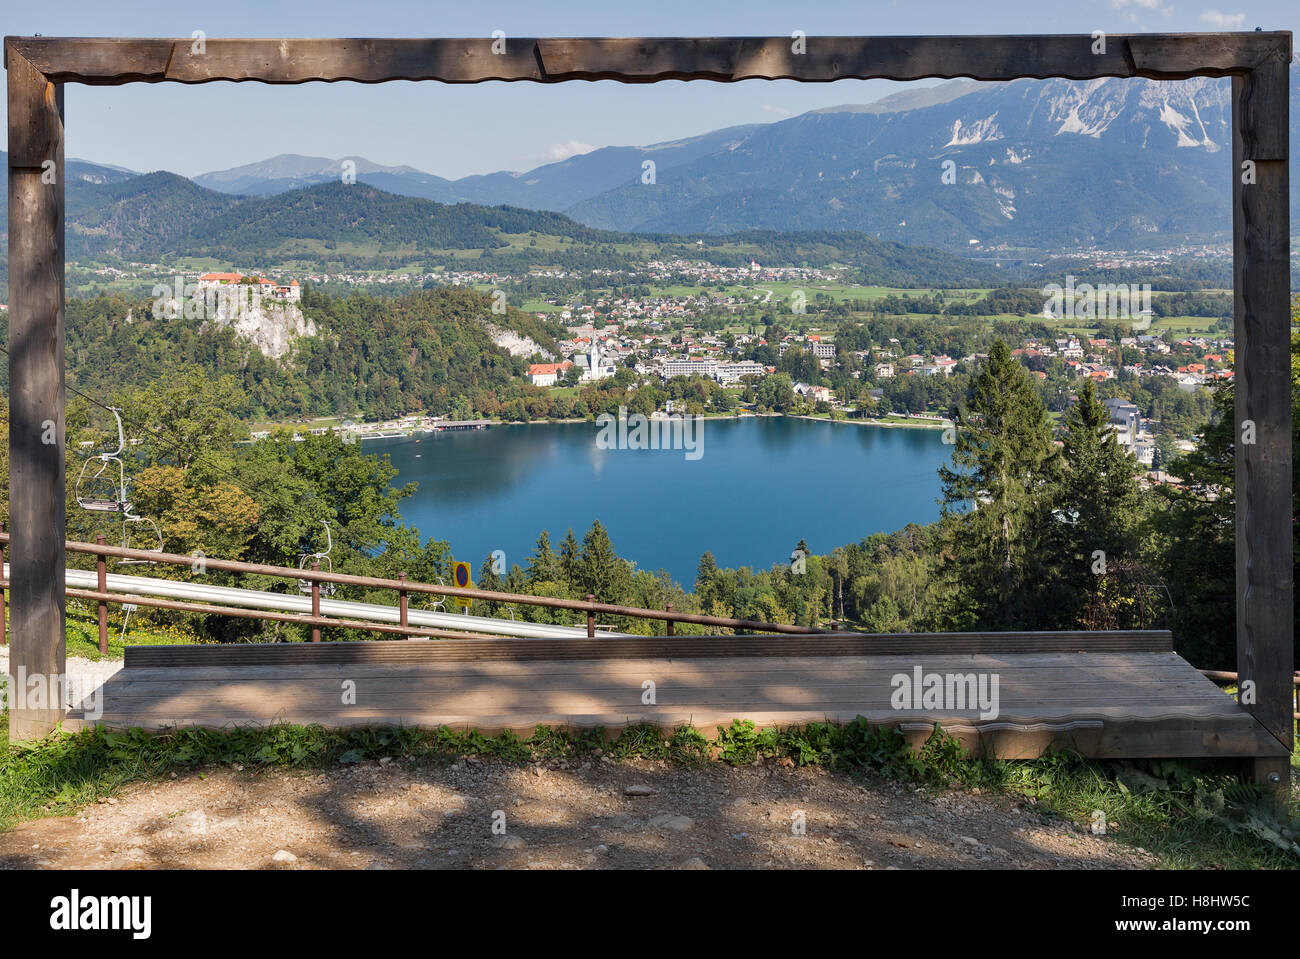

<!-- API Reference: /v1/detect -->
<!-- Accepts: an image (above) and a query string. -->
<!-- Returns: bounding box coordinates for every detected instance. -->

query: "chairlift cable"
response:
[0,345,404,584]
[0,343,255,498]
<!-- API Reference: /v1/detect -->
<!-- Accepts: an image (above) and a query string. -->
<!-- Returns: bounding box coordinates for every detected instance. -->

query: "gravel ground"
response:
[0,756,1157,870]
[0,647,121,711]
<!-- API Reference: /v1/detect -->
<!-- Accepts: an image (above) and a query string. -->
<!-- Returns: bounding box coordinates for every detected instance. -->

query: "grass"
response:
[756,281,993,304]
[0,709,1296,868]
[1151,315,1225,334]
[61,603,206,661]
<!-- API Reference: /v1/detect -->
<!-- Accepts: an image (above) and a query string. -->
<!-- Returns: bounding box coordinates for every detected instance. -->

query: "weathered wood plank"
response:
[5,50,60,167]
[123,631,1174,667]
[5,33,1290,86]
[96,660,1233,693]
[70,708,1284,759]
[104,650,1192,680]
[99,658,1213,687]
[97,682,1234,709]
[1233,61,1293,752]
[85,703,1259,724]
[6,51,65,741]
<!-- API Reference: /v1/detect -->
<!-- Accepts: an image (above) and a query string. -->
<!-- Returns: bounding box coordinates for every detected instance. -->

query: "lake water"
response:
[368,417,950,585]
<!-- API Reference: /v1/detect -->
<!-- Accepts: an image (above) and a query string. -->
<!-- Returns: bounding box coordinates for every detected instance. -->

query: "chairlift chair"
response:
[118,508,164,565]
[425,579,447,614]
[75,407,131,513]
[75,407,165,564]
[297,520,338,596]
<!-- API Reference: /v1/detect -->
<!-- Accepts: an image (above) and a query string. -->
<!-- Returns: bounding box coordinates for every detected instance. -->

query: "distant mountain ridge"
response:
[562,76,1247,248]
[194,154,435,196]
[193,123,767,213]
[0,151,137,187]
[187,72,1300,251]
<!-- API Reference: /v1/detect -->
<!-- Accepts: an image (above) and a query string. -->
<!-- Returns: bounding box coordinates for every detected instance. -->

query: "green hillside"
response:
[18,285,566,423]
[4,173,1011,293]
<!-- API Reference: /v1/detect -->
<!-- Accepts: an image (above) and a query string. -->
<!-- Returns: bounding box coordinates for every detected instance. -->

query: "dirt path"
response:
[0,757,1156,870]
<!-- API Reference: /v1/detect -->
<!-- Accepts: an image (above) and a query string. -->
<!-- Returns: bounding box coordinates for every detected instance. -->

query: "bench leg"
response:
[1248,756,1291,820]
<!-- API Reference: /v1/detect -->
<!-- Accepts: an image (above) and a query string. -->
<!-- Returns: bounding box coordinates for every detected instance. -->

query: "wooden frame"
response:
[5,35,1293,781]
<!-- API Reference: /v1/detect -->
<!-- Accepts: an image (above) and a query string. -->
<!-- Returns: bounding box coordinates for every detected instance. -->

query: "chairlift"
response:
[297,520,337,595]
[75,407,131,513]
[425,578,447,614]
[118,507,164,565]
[75,407,165,563]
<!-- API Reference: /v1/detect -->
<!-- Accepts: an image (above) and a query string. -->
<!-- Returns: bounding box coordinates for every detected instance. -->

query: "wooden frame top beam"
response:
[5,33,1292,86]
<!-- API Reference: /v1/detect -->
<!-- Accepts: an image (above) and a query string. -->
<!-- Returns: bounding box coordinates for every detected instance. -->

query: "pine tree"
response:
[576,520,633,604]
[1150,378,1237,666]
[478,554,502,589]
[526,530,559,585]
[558,528,581,590]
[1048,379,1145,627]
[695,550,719,609]
[938,339,1060,628]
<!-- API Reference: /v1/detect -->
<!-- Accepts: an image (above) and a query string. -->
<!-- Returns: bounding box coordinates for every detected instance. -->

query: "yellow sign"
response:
[451,561,473,608]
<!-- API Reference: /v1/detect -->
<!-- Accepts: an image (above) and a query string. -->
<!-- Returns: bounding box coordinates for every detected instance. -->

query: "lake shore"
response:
[789,414,952,430]
[248,408,953,441]
[493,411,953,431]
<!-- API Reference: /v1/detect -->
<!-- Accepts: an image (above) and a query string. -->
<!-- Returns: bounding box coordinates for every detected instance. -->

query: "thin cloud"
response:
[1200,9,1247,27]
[1109,0,1173,12]
[545,140,597,163]
[762,104,793,117]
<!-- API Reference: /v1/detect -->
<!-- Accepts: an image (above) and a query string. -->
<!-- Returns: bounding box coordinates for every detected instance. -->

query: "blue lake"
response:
[368,417,951,585]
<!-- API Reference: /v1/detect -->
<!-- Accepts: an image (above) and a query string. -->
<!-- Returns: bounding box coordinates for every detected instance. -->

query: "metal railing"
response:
[0,531,822,653]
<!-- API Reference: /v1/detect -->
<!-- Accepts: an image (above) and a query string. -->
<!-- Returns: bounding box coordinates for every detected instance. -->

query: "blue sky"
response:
[4,0,1294,180]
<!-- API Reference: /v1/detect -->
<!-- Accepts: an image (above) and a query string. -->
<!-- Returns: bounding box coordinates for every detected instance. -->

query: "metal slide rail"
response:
[4,565,631,641]
[0,532,821,653]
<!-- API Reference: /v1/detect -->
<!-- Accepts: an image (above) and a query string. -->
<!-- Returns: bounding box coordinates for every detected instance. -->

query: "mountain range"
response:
[181,73,1300,251]
[2,71,1296,284]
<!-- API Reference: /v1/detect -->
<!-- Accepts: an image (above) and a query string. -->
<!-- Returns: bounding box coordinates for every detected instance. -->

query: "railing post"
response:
[398,571,410,640]
[96,534,108,655]
[586,594,595,638]
[310,560,321,643]
[665,602,674,637]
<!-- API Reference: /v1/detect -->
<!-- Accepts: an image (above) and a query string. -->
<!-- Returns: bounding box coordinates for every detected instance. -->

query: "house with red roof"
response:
[528,361,574,386]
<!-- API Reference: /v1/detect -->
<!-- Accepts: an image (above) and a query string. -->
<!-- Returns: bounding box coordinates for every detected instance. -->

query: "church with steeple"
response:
[575,336,618,382]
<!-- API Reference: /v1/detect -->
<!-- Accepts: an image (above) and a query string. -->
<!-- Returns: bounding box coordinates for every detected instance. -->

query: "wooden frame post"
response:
[1,524,8,647]
[1232,56,1293,787]
[6,48,65,741]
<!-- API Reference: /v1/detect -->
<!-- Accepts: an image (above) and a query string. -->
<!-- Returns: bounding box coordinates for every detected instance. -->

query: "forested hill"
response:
[38,285,568,423]
[65,172,242,259]
[181,182,614,262]
[1,169,1010,290]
